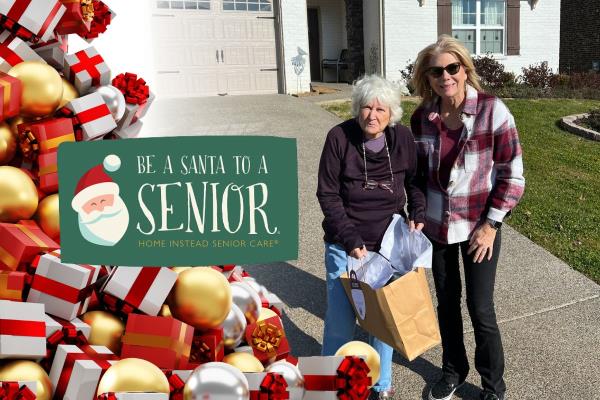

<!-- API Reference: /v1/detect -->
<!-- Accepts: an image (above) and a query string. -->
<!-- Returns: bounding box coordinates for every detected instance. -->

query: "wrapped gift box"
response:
[65,92,116,140]
[37,150,58,193]
[0,300,46,359]
[298,356,371,400]
[18,117,75,156]
[30,33,68,52]
[100,266,177,316]
[163,369,192,400]
[56,0,93,35]
[0,222,59,271]
[80,0,114,41]
[112,72,153,130]
[49,344,118,400]
[35,45,65,70]
[0,271,25,301]
[0,381,37,399]
[245,315,290,365]
[27,250,100,320]
[0,72,21,122]
[121,314,194,370]
[97,394,169,400]
[0,30,44,73]
[112,120,142,139]
[0,0,66,42]
[245,372,289,400]
[63,46,110,94]
[44,314,91,340]
[188,327,224,366]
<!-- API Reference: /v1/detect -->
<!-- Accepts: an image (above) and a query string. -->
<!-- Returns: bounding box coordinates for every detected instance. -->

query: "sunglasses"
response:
[427,62,462,78]
[363,180,393,193]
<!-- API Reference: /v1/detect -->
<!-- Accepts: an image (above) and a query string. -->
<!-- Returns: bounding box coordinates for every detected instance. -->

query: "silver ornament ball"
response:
[89,84,126,122]
[184,362,250,400]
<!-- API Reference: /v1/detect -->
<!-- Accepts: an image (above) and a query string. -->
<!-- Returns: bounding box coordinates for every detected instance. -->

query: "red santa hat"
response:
[71,154,122,212]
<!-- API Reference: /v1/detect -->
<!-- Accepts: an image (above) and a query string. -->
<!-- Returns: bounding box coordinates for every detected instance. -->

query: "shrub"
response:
[473,53,515,89]
[400,60,415,94]
[568,72,600,90]
[582,109,600,131]
[521,61,555,88]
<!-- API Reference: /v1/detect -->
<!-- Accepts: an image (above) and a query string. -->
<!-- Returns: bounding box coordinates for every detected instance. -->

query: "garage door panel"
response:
[153,17,185,40]
[255,72,278,92]
[250,19,275,40]
[190,45,219,67]
[155,72,189,98]
[223,19,248,40]
[253,47,276,66]
[154,45,190,69]
[186,17,216,40]
[223,47,250,66]
[222,70,253,93]
[188,71,221,96]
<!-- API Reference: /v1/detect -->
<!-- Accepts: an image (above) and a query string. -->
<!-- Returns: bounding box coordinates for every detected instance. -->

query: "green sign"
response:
[58,136,298,266]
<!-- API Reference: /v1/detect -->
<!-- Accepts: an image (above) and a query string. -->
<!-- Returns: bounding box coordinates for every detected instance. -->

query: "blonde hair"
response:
[411,35,482,106]
[351,74,403,126]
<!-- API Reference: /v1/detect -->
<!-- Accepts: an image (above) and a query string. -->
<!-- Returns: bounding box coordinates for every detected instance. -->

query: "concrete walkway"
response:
[143,93,600,399]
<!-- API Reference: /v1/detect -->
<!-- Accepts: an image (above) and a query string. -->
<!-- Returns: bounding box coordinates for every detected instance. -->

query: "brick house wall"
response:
[560,0,600,73]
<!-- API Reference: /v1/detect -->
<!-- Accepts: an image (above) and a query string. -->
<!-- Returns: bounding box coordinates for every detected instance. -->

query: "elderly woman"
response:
[317,74,426,399]
[410,35,525,400]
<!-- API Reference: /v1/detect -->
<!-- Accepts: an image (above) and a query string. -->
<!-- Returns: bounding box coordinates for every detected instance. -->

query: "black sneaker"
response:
[428,378,464,400]
[480,391,505,400]
[369,390,395,399]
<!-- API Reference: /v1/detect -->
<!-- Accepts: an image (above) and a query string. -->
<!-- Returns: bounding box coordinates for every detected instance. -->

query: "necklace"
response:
[361,135,394,193]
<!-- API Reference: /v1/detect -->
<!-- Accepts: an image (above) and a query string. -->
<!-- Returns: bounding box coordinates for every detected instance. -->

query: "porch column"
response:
[345,0,365,80]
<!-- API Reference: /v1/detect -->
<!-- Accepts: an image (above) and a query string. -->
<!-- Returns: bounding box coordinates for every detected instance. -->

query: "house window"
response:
[156,0,210,10]
[452,0,505,55]
[223,0,272,12]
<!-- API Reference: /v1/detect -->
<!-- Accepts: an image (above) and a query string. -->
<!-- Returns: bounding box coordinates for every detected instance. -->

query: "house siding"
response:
[382,0,560,83]
[280,0,311,93]
[560,0,600,73]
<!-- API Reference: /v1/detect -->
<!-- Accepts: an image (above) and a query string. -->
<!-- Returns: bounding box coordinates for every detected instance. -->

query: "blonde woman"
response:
[410,35,525,400]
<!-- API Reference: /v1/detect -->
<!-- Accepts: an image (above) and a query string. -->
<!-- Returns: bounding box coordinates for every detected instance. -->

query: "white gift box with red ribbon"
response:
[65,92,117,141]
[0,300,46,359]
[27,250,101,321]
[0,30,43,73]
[113,120,143,139]
[36,45,64,69]
[49,344,118,400]
[63,46,110,94]
[100,267,178,316]
[43,314,91,340]
[0,0,66,42]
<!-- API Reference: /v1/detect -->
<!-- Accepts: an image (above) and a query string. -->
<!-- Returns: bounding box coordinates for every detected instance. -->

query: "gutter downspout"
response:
[379,0,386,77]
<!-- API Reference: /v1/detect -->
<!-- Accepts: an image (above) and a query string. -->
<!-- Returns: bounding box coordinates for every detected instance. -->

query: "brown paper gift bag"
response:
[341,267,441,361]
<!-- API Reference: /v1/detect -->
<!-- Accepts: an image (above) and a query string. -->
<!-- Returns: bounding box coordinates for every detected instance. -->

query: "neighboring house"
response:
[149,0,560,98]
[560,0,600,73]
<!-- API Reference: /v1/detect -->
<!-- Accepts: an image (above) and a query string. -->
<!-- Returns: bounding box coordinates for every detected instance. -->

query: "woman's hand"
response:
[349,246,368,259]
[467,223,497,263]
[409,220,425,232]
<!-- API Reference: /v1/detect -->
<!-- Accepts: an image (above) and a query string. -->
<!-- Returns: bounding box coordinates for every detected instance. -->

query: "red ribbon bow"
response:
[164,371,186,400]
[97,394,117,400]
[304,356,372,400]
[250,372,289,400]
[0,382,36,400]
[112,72,150,105]
[80,0,113,40]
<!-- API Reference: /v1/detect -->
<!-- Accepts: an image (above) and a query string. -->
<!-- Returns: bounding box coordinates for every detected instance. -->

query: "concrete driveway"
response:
[143,94,600,399]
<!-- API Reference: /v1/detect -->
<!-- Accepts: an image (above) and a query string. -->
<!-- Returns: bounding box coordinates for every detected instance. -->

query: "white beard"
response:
[77,196,130,246]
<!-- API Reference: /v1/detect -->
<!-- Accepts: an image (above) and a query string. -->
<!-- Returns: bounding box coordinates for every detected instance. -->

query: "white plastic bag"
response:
[347,251,394,289]
[379,214,433,276]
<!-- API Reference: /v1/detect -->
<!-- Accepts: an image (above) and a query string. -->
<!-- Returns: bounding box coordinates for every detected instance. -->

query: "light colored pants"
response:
[321,242,393,392]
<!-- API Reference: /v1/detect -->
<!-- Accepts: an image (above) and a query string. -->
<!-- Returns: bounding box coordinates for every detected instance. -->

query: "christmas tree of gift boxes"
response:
[0,1,381,399]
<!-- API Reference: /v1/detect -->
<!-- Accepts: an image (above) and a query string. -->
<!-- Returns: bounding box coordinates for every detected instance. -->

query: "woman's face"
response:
[427,52,468,101]
[357,98,391,138]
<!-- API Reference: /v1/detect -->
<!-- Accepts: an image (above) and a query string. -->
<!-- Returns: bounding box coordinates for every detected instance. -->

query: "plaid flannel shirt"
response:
[410,84,525,244]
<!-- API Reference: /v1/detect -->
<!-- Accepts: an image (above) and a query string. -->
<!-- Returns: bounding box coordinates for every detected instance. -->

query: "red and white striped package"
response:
[0,30,43,73]
[27,250,101,321]
[63,46,110,94]
[100,267,178,316]
[0,0,66,42]
[65,92,116,141]
[0,300,46,359]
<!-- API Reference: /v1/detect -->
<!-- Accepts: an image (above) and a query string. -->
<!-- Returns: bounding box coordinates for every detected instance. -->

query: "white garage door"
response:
[152,0,278,98]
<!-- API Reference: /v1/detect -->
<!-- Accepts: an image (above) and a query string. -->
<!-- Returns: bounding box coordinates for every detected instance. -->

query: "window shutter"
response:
[506,0,520,55]
[437,0,452,37]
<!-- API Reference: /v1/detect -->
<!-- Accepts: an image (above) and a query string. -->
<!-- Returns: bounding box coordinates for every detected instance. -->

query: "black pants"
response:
[431,231,506,395]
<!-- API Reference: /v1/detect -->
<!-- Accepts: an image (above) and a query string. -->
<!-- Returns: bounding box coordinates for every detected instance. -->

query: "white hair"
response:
[351,74,403,126]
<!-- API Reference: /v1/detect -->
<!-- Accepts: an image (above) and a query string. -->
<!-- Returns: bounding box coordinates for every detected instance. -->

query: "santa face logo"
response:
[71,154,129,246]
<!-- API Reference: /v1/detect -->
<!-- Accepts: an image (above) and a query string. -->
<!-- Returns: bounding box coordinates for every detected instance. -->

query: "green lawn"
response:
[323,99,600,283]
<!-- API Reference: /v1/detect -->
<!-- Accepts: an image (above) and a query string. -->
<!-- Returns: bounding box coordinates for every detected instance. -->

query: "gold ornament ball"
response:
[0,122,16,164]
[97,358,170,396]
[258,307,279,321]
[8,115,38,137]
[159,304,172,318]
[169,267,232,329]
[34,193,60,242]
[223,352,264,372]
[58,78,79,109]
[8,61,63,117]
[0,166,38,222]
[81,311,126,354]
[335,341,380,386]
[0,360,52,400]
[171,266,192,275]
